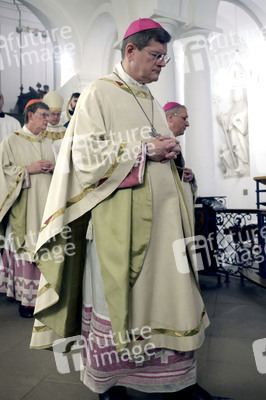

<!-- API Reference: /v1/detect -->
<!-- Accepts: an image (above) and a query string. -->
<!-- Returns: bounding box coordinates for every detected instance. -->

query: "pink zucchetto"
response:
[163,102,181,112]
[123,18,163,40]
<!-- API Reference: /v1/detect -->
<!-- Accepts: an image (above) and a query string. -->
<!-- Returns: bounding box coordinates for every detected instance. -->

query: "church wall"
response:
[0,2,54,112]
[209,1,266,209]
[1,0,266,209]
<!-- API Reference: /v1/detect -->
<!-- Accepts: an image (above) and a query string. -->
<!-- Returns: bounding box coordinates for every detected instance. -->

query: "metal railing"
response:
[215,209,266,280]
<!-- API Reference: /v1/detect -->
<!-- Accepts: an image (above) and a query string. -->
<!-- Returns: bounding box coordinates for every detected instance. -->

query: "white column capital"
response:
[181,26,214,38]
[155,18,180,39]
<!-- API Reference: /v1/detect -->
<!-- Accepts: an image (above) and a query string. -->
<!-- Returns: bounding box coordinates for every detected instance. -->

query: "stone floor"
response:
[0,273,265,400]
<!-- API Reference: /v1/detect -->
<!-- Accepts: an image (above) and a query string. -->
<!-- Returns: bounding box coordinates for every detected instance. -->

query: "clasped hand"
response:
[146,135,181,163]
[182,167,194,182]
[27,159,54,175]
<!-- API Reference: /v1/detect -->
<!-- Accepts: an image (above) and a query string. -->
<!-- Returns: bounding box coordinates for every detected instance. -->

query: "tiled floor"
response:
[0,273,265,400]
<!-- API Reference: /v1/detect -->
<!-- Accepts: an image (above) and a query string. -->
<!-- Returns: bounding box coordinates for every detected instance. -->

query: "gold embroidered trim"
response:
[32,324,52,333]
[40,130,65,141]
[0,168,24,213]
[37,282,52,297]
[14,130,65,142]
[40,143,126,231]
[100,78,153,100]
[14,131,43,142]
[151,309,206,337]
[40,184,97,231]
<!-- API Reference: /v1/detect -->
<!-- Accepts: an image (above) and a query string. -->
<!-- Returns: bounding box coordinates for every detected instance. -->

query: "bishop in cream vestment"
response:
[30,61,210,393]
[0,126,56,307]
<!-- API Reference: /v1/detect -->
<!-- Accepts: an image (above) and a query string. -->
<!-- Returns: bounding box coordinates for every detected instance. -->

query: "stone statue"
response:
[217,88,249,177]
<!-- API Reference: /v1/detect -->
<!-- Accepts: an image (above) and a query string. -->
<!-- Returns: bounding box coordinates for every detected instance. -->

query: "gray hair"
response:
[121,28,171,59]
[24,102,49,124]
[165,104,187,117]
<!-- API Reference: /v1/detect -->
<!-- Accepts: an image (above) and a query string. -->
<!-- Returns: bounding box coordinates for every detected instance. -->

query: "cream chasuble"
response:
[0,127,55,260]
[0,126,59,306]
[30,64,210,361]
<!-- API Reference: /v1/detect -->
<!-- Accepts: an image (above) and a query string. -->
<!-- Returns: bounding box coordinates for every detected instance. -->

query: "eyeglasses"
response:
[36,111,49,119]
[172,113,188,121]
[145,50,171,64]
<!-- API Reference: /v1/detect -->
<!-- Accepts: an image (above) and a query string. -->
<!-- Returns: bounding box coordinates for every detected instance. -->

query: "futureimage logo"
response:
[53,327,156,374]
[0,26,75,71]
[252,338,266,374]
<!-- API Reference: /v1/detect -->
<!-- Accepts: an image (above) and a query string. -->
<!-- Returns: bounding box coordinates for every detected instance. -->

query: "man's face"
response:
[28,107,49,133]
[167,107,189,137]
[0,92,4,110]
[70,97,79,111]
[128,39,169,84]
[49,111,61,126]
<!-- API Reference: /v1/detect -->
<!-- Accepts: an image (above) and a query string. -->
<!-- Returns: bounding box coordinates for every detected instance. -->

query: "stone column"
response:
[179,29,216,196]
[149,18,182,107]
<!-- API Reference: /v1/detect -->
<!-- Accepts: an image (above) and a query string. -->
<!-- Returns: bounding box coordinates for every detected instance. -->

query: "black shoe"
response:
[184,384,213,400]
[212,398,233,400]
[99,386,128,400]
[164,384,233,400]
[187,384,233,400]
[127,388,164,399]
[19,303,34,318]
